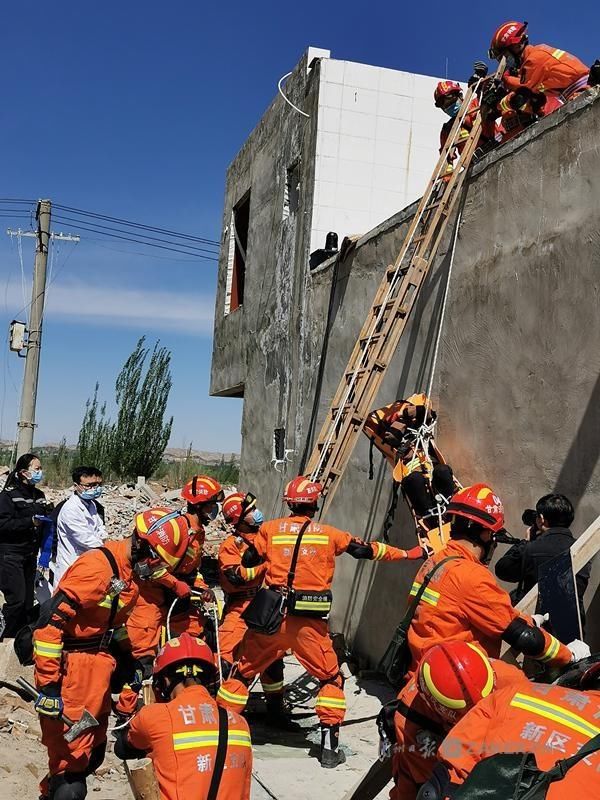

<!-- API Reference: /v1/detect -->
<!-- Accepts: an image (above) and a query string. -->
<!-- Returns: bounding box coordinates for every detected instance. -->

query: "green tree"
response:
[110,337,174,480]
[77,383,112,473]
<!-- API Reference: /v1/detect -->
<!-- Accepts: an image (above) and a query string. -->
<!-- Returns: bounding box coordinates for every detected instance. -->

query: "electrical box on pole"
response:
[9,320,27,353]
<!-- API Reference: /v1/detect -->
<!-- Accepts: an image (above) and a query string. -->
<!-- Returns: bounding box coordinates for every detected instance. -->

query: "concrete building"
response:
[211,46,600,663]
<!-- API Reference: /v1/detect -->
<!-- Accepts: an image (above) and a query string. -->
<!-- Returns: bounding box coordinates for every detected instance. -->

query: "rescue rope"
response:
[424,207,463,421]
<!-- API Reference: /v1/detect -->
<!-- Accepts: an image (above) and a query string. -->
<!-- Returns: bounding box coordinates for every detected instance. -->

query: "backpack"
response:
[450,732,600,799]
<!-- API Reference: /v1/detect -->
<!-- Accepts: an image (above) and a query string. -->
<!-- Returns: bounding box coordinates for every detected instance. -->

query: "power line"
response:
[52,203,220,246]
[49,219,219,261]
[52,213,219,257]
[0,198,220,248]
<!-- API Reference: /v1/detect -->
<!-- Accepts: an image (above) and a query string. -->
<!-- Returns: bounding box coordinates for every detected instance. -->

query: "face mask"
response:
[443,101,461,118]
[80,486,103,501]
[505,52,519,72]
[251,509,264,527]
[28,469,43,485]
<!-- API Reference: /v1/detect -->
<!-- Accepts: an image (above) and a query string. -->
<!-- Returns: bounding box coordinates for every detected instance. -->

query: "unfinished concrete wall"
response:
[212,84,600,664]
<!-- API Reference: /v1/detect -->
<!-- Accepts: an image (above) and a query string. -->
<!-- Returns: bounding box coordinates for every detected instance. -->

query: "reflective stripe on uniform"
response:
[33,640,63,658]
[272,535,329,546]
[217,686,248,706]
[373,542,388,561]
[173,727,252,751]
[293,601,331,611]
[409,581,440,607]
[316,696,347,709]
[510,693,600,739]
[98,594,126,610]
[552,49,566,60]
[262,681,284,693]
[245,567,256,580]
[540,635,560,662]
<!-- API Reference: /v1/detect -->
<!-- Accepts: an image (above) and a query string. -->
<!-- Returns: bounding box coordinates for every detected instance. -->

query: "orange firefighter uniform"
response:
[123,683,252,800]
[217,516,422,725]
[503,44,590,113]
[434,683,600,796]
[33,541,141,792]
[390,660,528,800]
[116,539,209,716]
[407,539,572,671]
[218,532,284,697]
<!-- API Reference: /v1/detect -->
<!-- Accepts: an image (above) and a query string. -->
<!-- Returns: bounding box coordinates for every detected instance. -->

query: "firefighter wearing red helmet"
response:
[388,642,528,800]
[115,633,252,800]
[489,20,590,117]
[218,492,286,716]
[405,484,588,674]
[31,508,190,800]
[217,475,427,768]
[433,80,489,179]
[418,666,600,798]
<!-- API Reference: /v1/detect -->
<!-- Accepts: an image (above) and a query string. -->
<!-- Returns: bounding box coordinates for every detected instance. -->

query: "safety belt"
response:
[207,705,229,800]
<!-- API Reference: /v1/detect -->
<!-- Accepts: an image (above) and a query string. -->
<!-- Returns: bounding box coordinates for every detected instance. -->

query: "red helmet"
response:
[489,21,528,59]
[418,641,495,724]
[153,633,216,699]
[447,483,505,533]
[222,492,256,526]
[434,80,463,107]
[181,475,224,506]
[283,476,323,505]
[134,507,191,577]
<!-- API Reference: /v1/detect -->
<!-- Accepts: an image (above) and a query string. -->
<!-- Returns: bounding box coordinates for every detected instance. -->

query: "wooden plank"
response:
[500,511,600,657]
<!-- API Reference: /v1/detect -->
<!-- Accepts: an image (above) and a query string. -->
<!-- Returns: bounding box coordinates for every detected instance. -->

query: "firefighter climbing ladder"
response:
[306,65,505,516]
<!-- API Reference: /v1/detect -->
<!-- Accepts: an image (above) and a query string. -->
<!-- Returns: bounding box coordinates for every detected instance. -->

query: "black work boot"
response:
[265,694,299,730]
[320,724,346,768]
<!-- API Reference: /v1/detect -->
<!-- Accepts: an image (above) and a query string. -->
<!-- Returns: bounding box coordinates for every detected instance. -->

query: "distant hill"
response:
[0,440,239,466]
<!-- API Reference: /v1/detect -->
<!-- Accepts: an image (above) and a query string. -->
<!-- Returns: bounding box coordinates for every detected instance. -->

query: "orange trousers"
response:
[40,650,115,788]
[217,615,345,725]
[219,600,284,696]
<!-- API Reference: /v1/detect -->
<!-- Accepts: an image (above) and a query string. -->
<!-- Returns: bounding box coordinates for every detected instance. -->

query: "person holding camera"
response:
[495,493,590,627]
[0,453,52,638]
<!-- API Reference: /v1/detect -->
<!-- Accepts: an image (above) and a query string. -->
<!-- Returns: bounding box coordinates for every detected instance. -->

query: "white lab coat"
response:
[50,492,107,589]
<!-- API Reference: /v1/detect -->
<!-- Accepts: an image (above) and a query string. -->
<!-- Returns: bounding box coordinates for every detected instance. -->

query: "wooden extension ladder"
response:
[305,66,503,516]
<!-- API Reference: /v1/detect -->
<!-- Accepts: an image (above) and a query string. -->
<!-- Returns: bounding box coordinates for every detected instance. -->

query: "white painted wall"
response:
[311,57,451,253]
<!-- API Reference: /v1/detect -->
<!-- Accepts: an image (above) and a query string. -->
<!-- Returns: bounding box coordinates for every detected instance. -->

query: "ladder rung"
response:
[330,405,363,425]
[359,333,383,346]
[374,299,408,314]
[424,201,441,213]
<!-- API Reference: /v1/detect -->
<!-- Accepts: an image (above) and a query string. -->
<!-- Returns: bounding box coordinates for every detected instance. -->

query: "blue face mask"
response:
[80,486,103,501]
[251,509,264,527]
[28,469,43,485]
[443,101,461,118]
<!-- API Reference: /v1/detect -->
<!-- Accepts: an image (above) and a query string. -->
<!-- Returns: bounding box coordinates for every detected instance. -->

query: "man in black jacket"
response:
[495,493,590,630]
[0,454,52,638]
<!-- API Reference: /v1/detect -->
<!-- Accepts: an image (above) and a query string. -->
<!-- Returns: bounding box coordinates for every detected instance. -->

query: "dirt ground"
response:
[0,645,391,800]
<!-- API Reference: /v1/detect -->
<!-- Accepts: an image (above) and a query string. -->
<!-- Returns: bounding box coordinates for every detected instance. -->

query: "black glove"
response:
[129,656,154,691]
[589,60,600,87]
[482,83,507,109]
[473,60,488,78]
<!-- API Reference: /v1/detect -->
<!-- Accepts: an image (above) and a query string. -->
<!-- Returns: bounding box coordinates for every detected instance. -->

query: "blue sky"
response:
[1,1,597,453]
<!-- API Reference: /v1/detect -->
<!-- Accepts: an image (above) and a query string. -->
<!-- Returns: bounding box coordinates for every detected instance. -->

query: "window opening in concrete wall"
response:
[273,428,286,462]
[224,191,250,315]
[282,162,300,220]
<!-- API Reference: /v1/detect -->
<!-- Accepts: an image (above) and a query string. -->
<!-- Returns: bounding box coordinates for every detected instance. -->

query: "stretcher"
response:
[363,393,460,553]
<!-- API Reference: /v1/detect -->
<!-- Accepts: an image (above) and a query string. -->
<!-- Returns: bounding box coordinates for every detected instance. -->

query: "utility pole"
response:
[16,199,51,457]
[6,210,80,460]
